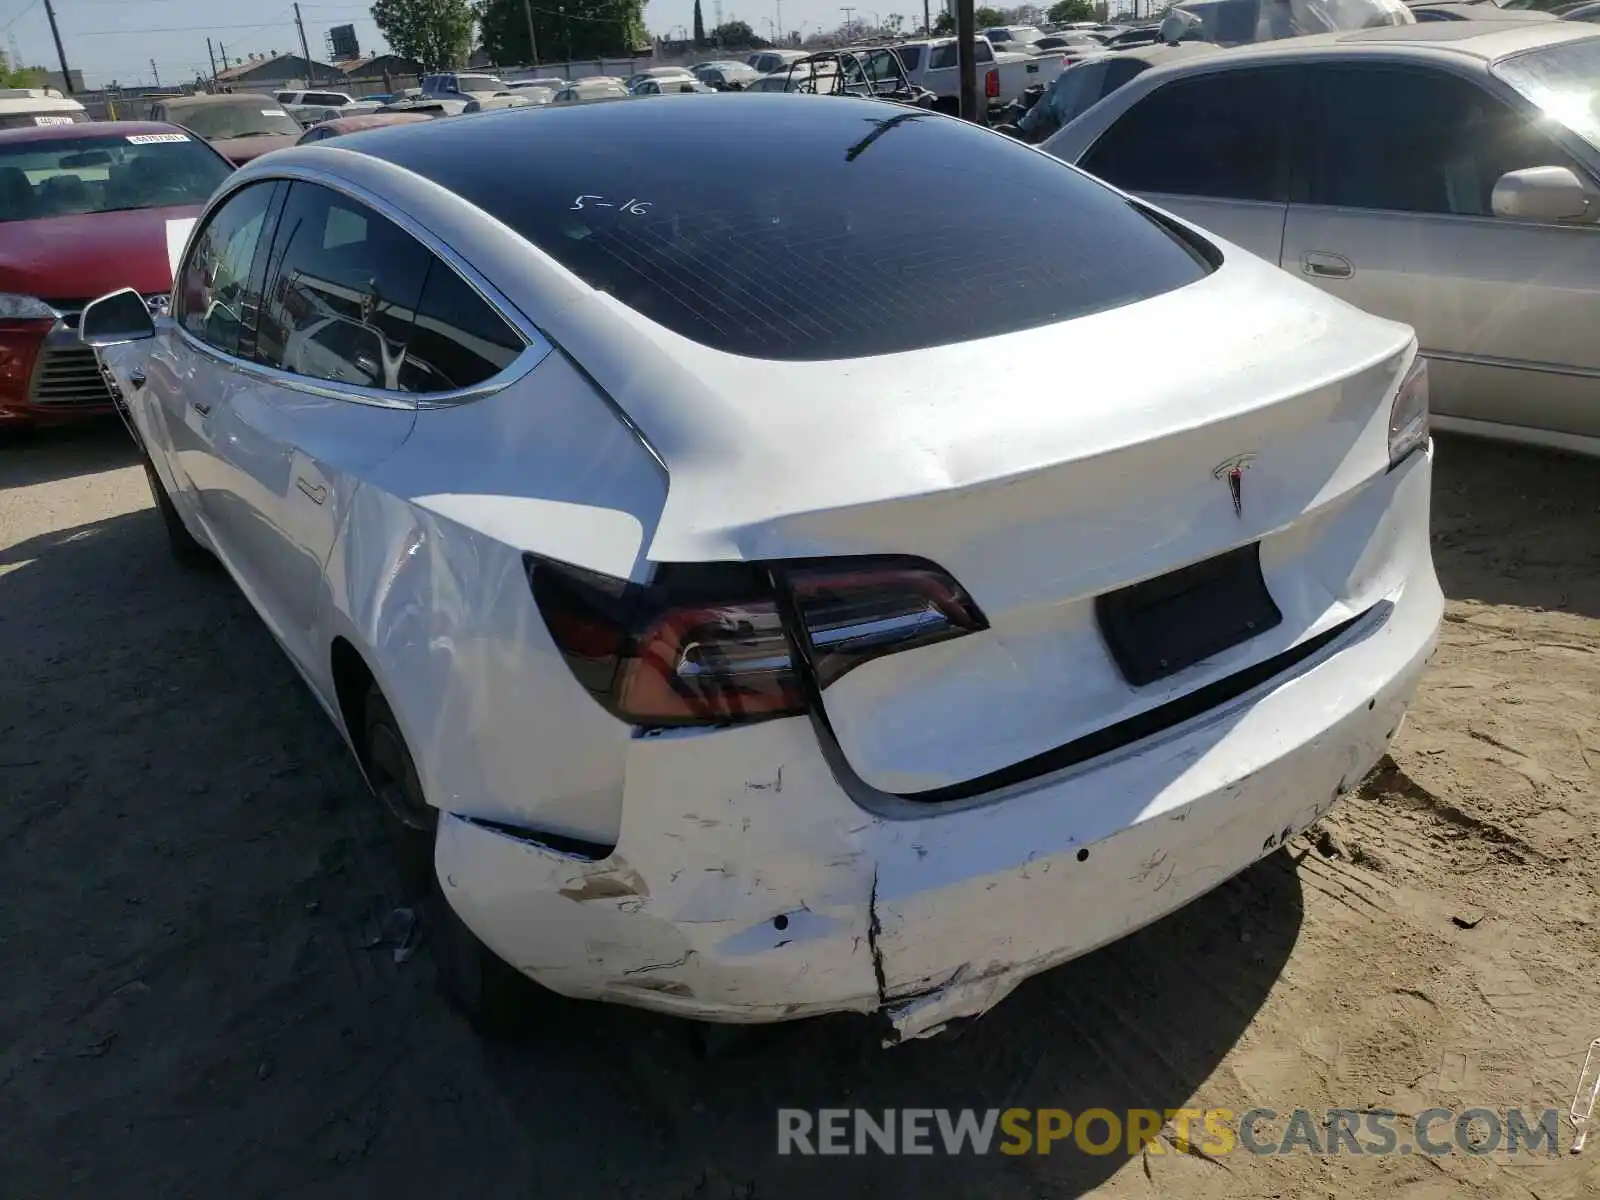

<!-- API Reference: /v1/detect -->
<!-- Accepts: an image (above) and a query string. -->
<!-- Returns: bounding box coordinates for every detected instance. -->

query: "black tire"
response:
[141,458,210,565]
[360,684,539,1040]
[427,883,542,1041]
[361,684,439,899]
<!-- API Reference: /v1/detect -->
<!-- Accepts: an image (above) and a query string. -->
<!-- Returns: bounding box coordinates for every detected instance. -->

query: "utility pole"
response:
[149,58,160,87]
[42,0,74,94]
[775,0,784,42]
[293,3,316,84]
[955,0,977,122]
[840,5,855,38]
[922,0,931,34]
[206,38,219,83]
[521,0,539,65]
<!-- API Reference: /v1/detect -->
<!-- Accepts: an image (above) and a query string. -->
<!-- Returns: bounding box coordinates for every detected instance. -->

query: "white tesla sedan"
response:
[80,94,1442,1043]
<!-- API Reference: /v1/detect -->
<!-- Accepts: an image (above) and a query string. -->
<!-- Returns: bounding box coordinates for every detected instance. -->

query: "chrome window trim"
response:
[172,162,553,409]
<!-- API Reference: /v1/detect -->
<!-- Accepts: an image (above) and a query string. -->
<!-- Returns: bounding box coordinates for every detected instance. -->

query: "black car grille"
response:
[27,295,165,409]
[29,343,115,408]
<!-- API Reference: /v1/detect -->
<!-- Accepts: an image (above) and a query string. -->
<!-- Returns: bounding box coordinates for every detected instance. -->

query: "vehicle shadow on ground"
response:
[1430,435,1599,619]
[0,503,1303,1200]
[0,419,137,489]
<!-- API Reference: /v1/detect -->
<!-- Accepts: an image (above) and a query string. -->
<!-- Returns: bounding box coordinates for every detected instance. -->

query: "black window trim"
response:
[1292,56,1600,217]
[169,164,550,409]
[1081,62,1301,205]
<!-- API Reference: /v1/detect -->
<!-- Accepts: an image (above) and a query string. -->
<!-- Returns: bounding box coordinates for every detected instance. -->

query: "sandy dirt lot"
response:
[0,425,1595,1199]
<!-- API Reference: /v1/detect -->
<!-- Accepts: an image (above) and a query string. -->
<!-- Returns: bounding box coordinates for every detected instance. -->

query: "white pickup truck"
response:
[892,38,1069,116]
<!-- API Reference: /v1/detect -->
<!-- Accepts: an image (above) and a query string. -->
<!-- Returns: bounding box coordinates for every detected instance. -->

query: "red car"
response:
[0,120,232,426]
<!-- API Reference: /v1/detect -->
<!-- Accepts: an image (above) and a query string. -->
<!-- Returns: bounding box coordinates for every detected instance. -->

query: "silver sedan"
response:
[1045,20,1600,456]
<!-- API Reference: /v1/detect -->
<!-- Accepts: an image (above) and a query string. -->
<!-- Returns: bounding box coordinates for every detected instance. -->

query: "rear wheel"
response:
[141,458,209,565]
[360,683,540,1040]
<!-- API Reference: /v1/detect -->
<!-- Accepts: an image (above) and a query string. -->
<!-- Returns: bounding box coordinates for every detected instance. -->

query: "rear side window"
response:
[368,95,1213,360]
[402,263,524,390]
[1082,67,1291,202]
[896,45,923,71]
[1102,57,1149,93]
[253,181,430,388]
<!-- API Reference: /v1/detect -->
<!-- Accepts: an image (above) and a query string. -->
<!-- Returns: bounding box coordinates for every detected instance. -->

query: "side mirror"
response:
[79,287,157,349]
[1491,165,1595,223]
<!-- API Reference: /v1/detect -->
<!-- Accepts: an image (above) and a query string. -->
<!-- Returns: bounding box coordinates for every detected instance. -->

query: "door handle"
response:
[190,400,212,416]
[1301,251,1353,280]
[128,367,147,389]
[295,476,328,505]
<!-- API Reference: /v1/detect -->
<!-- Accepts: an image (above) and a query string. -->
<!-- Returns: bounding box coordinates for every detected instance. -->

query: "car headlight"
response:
[0,294,58,322]
[1388,356,1429,470]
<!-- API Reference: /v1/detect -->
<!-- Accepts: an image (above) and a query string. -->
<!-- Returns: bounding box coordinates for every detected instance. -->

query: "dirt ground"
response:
[0,425,1595,1199]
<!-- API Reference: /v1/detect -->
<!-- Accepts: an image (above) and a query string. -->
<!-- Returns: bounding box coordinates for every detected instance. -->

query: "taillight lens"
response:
[788,562,985,688]
[985,68,999,99]
[528,555,987,728]
[1387,356,1429,470]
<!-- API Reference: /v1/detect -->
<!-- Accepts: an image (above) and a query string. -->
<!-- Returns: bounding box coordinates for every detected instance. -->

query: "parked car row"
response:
[1,18,1590,1046]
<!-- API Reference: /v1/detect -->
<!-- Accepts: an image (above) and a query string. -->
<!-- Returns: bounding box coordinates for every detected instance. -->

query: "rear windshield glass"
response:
[167,101,302,139]
[363,95,1213,360]
[0,132,230,222]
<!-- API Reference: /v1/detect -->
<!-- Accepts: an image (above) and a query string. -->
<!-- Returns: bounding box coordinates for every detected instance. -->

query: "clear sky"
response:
[4,0,944,89]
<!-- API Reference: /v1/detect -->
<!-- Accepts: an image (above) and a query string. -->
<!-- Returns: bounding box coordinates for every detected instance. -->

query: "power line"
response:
[3,1,39,34]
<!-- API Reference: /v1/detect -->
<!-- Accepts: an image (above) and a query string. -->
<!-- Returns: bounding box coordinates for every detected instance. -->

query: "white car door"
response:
[157,179,283,534]
[1060,65,1296,266]
[195,179,436,676]
[1280,61,1600,445]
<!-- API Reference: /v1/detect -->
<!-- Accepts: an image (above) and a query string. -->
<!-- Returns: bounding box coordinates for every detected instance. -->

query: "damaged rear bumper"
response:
[435,563,1441,1042]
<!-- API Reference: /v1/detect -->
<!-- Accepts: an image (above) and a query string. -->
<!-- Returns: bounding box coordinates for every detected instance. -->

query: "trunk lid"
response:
[541,246,1417,794]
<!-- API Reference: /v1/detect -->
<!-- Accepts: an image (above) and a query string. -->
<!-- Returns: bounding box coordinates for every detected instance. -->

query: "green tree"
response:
[0,50,45,87]
[693,0,706,43]
[477,0,647,64]
[1046,0,1095,21]
[371,0,475,70]
[974,7,1006,25]
[932,11,953,32]
[710,19,763,45]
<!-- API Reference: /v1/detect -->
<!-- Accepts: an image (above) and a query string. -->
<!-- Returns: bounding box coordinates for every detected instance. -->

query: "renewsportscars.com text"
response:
[776,1107,1562,1157]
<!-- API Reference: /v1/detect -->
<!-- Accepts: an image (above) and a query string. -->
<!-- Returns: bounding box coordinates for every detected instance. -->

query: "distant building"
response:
[43,69,85,93]
[332,53,424,85]
[213,52,339,91]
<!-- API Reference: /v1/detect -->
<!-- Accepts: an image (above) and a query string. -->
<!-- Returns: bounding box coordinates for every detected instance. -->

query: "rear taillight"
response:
[1387,356,1429,470]
[985,68,999,99]
[528,555,987,728]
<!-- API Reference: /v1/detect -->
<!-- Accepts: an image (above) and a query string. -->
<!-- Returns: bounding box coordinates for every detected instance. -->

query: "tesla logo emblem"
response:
[1213,453,1256,518]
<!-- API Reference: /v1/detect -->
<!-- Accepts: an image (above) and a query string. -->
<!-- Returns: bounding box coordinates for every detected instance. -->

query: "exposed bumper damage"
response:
[435,558,1441,1045]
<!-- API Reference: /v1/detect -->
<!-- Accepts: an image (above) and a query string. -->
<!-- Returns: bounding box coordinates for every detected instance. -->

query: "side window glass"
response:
[400,261,524,392]
[175,180,277,356]
[976,42,994,64]
[254,182,430,390]
[1307,66,1578,217]
[1081,69,1290,202]
[1102,58,1147,95]
[930,44,956,70]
